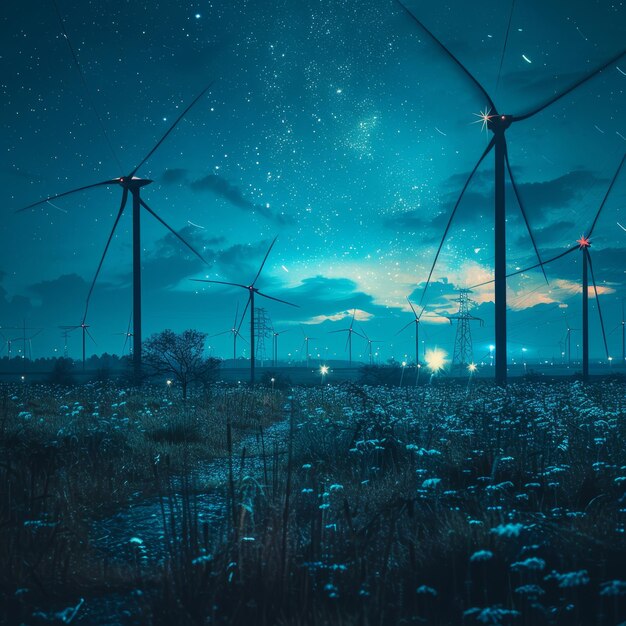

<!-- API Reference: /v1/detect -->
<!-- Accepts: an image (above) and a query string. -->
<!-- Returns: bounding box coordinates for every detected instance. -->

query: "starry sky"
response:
[1,0,625,365]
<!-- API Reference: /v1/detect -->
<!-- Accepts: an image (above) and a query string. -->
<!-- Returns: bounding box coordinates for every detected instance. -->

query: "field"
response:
[1,378,626,625]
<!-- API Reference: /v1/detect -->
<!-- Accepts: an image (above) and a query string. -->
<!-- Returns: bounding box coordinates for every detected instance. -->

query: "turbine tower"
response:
[17,85,213,382]
[396,0,626,385]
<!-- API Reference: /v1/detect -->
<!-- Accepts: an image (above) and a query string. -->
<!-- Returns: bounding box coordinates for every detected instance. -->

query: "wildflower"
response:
[490,523,524,538]
[421,478,441,489]
[599,580,626,596]
[464,606,520,624]
[511,557,546,572]
[545,570,590,588]
[470,550,494,562]
[514,584,545,598]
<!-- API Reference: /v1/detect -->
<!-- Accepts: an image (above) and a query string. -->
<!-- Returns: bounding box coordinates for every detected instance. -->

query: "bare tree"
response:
[143,329,220,399]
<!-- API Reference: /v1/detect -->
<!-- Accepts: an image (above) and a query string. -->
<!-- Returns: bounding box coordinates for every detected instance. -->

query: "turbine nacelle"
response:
[577,235,591,249]
[116,176,153,189]
[487,113,513,133]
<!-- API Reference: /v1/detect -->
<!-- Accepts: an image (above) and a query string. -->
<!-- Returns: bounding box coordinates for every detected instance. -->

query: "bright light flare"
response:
[424,348,447,373]
[472,107,495,133]
[577,235,591,249]
[468,362,477,373]
[320,365,329,375]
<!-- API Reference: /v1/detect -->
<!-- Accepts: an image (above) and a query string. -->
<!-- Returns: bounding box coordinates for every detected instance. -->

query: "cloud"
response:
[160,168,188,185]
[190,173,293,225]
[306,308,373,324]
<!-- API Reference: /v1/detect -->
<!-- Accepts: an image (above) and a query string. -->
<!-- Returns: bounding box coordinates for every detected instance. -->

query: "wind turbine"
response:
[211,304,247,362]
[562,321,580,367]
[272,328,291,367]
[471,155,625,380]
[16,84,213,382]
[360,329,384,366]
[397,297,426,366]
[328,309,364,367]
[60,322,96,370]
[395,0,626,385]
[113,313,134,356]
[191,237,298,385]
[300,326,317,368]
[0,331,15,358]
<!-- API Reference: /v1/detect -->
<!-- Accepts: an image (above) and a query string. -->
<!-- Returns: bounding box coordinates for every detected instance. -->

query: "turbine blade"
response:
[140,199,206,264]
[190,279,249,289]
[16,179,119,213]
[252,236,278,286]
[233,302,239,328]
[468,244,578,289]
[588,153,626,238]
[504,141,548,285]
[328,329,348,334]
[83,188,129,323]
[514,49,626,121]
[129,81,214,177]
[85,327,98,346]
[235,329,248,343]
[237,296,251,335]
[350,308,357,329]
[256,290,299,308]
[420,136,495,304]
[344,333,351,352]
[407,296,419,319]
[394,0,496,112]
[209,330,232,338]
[396,319,415,335]
[585,250,609,358]
[122,331,130,355]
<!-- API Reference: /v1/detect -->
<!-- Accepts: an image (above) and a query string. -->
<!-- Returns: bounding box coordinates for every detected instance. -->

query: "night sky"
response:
[1,0,625,365]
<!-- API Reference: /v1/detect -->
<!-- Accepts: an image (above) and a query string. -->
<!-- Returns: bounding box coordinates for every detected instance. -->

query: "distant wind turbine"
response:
[360,328,384,365]
[272,328,291,367]
[113,313,134,356]
[60,322,96,370]
[328,309,364,366]
[211,303,248,362]
[16,84,213,382]
[396,0,626,384]
[191,237,298,385]
[300,326,317,368]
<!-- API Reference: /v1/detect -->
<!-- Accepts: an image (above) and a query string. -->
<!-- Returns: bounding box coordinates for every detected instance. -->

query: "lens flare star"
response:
[472,107,495,133]
[577,235,591,249]
[425,348,447,373]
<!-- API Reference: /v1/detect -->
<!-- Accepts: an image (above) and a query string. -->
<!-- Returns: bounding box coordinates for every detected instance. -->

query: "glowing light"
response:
[320,365,329,375]
[472,107,495,133]
[522,54,532,64]
[424,348,447,373]
[577,235,591,249]
[166,379,172,386]
[468,362,477,373]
